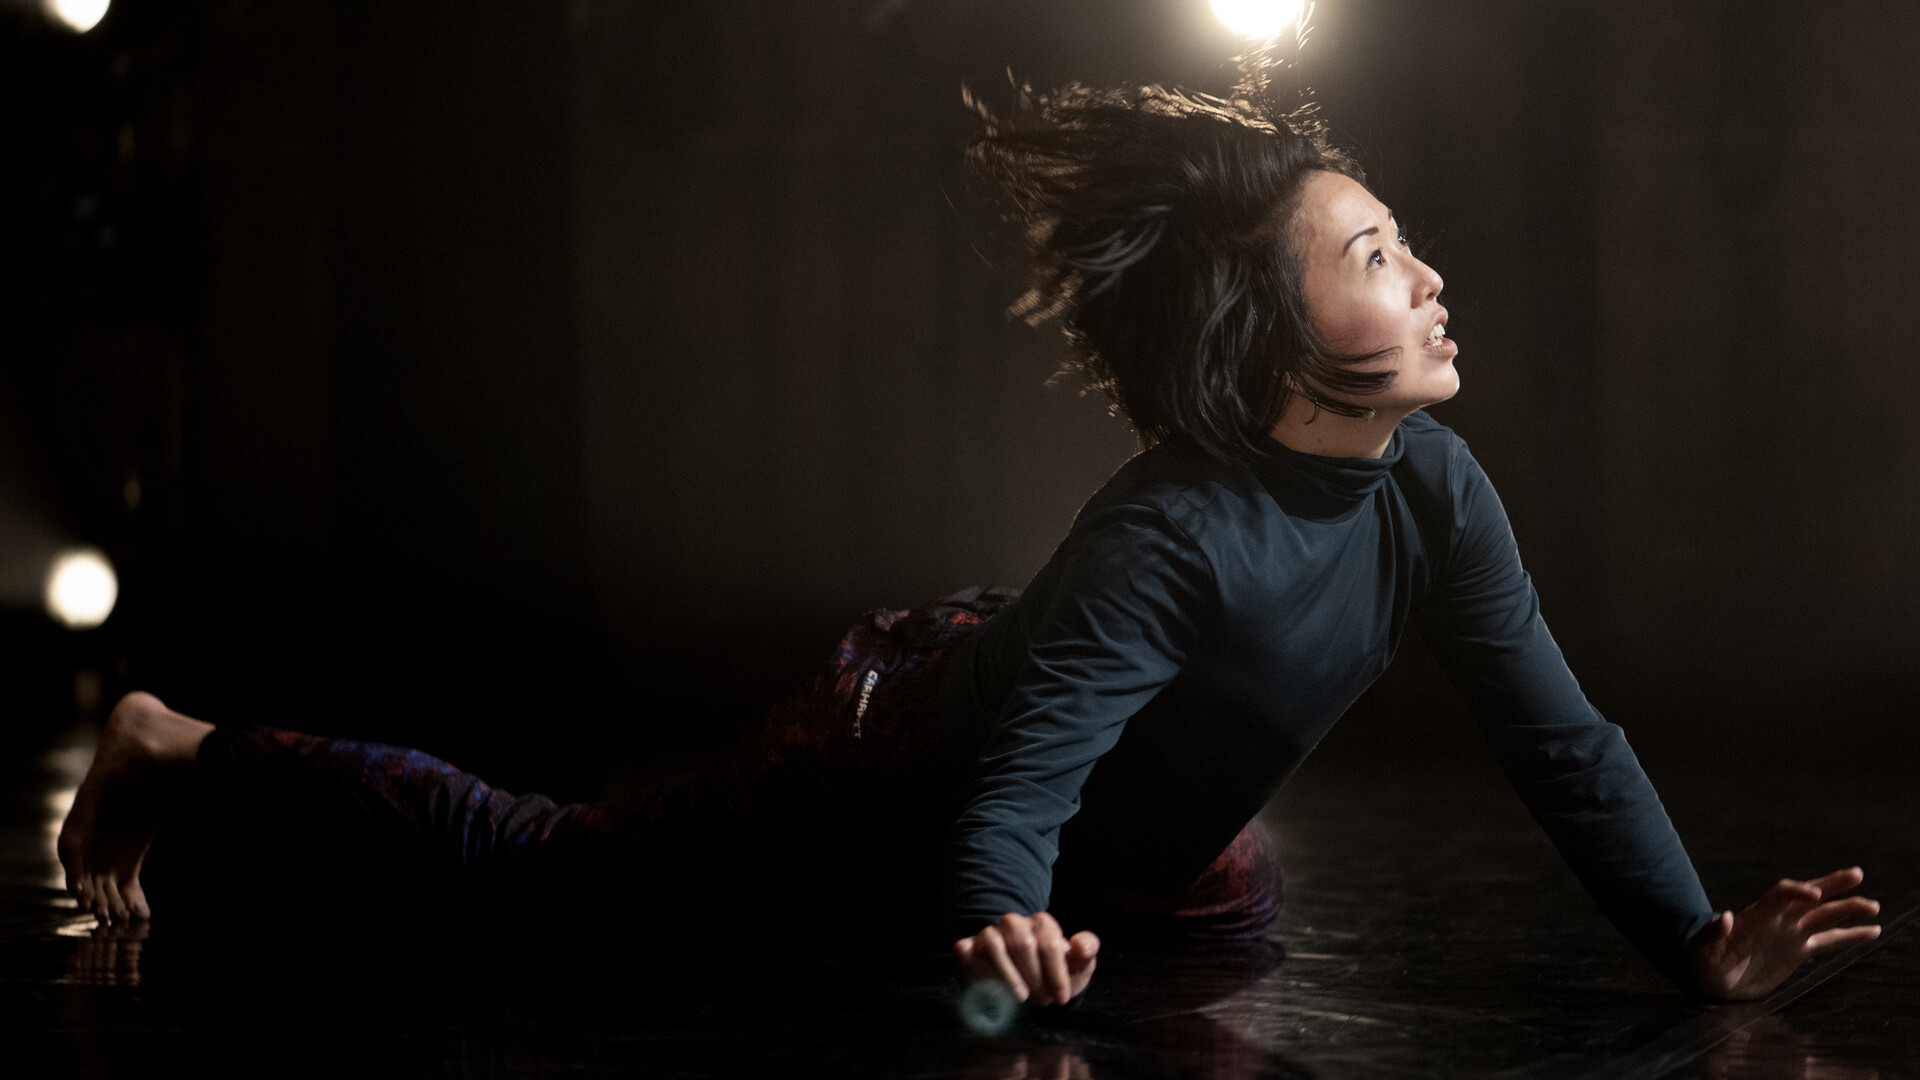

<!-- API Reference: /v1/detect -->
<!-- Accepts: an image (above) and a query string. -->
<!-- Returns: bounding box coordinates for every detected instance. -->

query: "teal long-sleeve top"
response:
[936,410,1715,985]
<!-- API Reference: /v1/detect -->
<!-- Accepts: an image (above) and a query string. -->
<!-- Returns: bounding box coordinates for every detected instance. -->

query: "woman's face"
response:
[1293,170,1459,412]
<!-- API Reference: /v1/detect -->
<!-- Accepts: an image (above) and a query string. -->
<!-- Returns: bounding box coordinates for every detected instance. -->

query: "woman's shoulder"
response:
[1390,412,1510,571]
[1075,441,1271,543]
[1392,409,1484,498]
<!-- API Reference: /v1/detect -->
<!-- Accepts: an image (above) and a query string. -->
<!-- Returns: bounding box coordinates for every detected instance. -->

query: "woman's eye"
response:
[1396,232,1409,248]
[1367,249,1384,268]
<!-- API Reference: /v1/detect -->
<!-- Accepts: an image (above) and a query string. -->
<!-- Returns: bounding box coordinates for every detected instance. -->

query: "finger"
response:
[1756,879,1823,920]
[1066,930,1100,996]
[1805,866,1866,898]
[1000,917,1048,1004]
[953,937,973,962]
[1031,913,1072,1006]
[1767,877,1820,903]
[1067,929,1101,969]
[1799,896,1880,935]
[1694,910,1733,949]
[1806,924,1881,953]
[977,927,1030,1002]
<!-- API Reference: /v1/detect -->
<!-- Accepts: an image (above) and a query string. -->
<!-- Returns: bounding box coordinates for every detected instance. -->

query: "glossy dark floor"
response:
[6,721,1915,1079]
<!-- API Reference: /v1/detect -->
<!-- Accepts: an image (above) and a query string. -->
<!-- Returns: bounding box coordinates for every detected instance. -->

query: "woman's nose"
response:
[1415,259,1443,304]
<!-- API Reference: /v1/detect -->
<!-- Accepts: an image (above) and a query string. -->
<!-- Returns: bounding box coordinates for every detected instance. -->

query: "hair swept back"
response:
[967,70,1396,464]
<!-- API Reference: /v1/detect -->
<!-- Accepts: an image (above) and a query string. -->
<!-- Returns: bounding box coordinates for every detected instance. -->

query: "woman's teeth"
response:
[1426,323,1447,346]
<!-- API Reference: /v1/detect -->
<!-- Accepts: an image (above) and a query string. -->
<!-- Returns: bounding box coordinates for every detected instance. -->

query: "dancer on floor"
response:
[59,74,1881,1008]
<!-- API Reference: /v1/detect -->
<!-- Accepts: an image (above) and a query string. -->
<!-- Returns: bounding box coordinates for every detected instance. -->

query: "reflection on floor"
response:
[4,720,1915,1079]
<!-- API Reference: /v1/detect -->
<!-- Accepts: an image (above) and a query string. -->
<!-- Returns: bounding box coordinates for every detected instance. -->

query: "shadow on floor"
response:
[6,720,1915,1079]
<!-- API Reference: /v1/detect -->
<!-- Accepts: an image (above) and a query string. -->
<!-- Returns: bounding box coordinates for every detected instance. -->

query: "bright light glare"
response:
[45,548,118,630]
[44,0,110,33]
[1210,0,1305,39]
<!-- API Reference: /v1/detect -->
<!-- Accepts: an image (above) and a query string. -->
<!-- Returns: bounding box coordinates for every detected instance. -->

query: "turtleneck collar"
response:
[1254,424,1405,519]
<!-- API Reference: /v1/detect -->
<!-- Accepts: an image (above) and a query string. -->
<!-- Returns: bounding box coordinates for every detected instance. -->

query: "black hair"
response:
[967,71,1396,464]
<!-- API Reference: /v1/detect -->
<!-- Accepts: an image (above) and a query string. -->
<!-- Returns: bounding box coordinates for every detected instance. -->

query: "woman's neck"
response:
[1268,394,1411,459]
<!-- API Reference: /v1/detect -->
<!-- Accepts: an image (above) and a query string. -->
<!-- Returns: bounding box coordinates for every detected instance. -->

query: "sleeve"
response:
[944,502,1219,935]
[1412,442,1716,988]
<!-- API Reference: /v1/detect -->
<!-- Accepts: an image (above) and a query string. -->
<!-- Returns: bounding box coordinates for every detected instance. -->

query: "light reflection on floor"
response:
[4,721,1916,1079]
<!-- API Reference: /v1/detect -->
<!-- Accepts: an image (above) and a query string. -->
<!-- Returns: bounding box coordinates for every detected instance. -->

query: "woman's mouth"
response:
[1424,321,1448,348]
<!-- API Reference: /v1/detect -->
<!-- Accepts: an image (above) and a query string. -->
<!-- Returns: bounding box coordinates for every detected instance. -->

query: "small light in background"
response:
[1210,0,1306,39]
[45,548,118,630]
[43,0,110,34]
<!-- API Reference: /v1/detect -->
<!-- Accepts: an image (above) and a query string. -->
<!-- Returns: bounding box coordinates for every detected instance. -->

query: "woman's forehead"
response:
[1300,172,1391,252]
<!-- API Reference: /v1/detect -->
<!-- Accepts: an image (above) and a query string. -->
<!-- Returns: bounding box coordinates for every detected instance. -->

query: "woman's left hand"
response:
[1688,866,1882,1001]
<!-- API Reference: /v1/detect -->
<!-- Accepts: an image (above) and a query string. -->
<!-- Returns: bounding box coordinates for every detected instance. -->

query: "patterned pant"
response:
[187,587,1279,942]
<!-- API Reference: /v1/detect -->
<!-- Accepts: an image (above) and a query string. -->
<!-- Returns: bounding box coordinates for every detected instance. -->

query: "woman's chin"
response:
[1405,369,1461,411]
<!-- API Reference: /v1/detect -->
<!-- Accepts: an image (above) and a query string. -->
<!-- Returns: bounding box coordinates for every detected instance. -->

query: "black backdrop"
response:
[4,0,1915,795]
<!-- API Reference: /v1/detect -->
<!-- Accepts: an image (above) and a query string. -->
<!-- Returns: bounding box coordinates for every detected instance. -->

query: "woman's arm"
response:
[1413,442,1712,982]
[1411,440,1877,994]
[945,501,1218,1000]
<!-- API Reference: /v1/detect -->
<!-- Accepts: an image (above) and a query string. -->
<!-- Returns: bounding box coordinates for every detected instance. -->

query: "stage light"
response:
[1210,0,1305,39]
[43,0,109,34]
[44,548,117,630]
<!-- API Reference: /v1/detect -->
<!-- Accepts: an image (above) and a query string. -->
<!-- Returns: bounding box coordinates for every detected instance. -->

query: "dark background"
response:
[3,0,1915,797]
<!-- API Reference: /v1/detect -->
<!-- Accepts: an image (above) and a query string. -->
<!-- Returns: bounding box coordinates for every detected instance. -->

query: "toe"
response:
[122,878,151,922]
[101,877,129,924]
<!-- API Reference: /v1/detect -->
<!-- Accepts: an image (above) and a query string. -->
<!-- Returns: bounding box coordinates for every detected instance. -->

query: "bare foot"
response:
[57,691,213,924]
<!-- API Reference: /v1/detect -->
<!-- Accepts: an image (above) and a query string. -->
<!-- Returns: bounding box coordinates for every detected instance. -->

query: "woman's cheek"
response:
[1344,313,1399,358]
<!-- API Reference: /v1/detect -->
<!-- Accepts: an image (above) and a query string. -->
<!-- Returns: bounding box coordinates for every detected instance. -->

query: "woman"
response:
[59,79,1879,1009]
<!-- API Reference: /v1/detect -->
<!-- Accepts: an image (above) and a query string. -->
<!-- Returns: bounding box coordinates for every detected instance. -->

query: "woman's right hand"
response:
[953,911,1100,1006]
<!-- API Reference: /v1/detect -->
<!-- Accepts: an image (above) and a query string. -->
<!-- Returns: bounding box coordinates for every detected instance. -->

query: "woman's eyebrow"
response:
[1342,209,1402,257]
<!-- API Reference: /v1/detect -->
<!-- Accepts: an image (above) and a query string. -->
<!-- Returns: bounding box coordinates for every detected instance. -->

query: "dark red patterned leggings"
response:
[188,588,1279,943]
